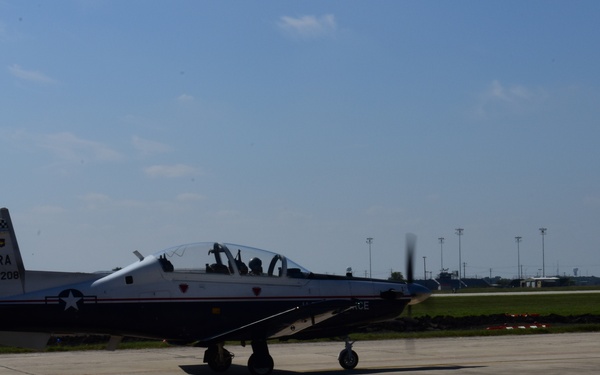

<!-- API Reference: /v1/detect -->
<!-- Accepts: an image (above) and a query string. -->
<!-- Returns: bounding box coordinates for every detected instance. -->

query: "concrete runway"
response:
[1,332,599,375]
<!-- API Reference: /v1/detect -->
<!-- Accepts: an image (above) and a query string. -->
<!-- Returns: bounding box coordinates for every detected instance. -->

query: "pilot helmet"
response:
[249,257,262,273]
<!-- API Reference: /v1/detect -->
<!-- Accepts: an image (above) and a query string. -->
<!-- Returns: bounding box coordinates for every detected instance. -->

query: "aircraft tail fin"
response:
[0,208,26,296]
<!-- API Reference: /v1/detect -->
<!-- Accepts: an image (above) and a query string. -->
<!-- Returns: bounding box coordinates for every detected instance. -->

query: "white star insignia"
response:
[61,291,82,311]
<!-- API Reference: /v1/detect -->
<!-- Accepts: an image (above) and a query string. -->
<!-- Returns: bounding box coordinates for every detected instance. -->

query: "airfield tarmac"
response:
[1,332,598,375]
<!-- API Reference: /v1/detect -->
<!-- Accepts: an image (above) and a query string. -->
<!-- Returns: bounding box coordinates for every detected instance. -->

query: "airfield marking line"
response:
[0,364,36,375]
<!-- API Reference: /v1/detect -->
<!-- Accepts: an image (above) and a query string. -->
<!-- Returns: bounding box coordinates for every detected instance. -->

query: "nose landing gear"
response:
[338,336,359,370]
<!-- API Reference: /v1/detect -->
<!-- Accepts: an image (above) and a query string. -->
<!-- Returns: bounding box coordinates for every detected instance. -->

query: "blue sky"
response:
[2,1,600,279]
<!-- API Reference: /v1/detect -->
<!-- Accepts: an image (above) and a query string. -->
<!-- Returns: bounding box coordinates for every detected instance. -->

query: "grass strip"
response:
[413,292,600,317]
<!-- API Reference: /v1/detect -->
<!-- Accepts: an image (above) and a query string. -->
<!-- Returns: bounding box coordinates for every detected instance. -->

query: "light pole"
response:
[438,237,445,274]
[539,228,546,277]
[515,236,522,279]
[423,256,427,279]
[455,228,464,289]
[366,237,373,279]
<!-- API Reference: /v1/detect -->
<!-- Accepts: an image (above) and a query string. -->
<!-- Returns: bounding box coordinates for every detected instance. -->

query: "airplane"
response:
[0,207,431,375]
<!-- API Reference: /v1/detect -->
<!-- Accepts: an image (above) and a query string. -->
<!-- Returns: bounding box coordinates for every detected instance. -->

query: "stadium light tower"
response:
[515,236,522,279]
[539,228,547,277]
[455,228,464,289]
[366,237,373,279]
[438,237,445,273]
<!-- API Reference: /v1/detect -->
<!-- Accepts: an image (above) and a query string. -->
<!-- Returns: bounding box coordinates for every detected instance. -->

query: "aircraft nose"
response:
[407,283,431,305]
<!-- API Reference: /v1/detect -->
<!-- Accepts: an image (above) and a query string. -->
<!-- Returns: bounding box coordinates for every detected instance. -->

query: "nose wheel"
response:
[338,336,359,369]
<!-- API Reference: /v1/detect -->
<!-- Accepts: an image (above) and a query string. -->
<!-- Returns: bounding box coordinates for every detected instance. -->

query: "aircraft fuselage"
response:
[0,261,410,344]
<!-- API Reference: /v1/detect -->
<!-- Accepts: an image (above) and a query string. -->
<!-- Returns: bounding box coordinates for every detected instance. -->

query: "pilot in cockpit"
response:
[248,257,262,275]
[158,254,174,272]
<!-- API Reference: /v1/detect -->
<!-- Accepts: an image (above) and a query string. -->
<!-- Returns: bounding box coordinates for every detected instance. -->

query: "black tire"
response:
[206,348,233,372]
[248,353,274,375]
[338,349,359,370]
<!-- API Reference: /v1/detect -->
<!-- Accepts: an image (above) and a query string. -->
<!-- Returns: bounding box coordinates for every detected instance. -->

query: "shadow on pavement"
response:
[180,364,485,375]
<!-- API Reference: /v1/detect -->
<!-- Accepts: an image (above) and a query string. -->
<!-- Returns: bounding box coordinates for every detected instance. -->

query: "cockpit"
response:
[153,242,311,278]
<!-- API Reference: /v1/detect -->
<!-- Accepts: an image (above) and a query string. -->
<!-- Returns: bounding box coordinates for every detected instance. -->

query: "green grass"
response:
[45,340,170,352]
[0,339,170,354]
[280,324,600,344]
[433,285,600,294]
[351,323,600,340]
[412,291,600,317]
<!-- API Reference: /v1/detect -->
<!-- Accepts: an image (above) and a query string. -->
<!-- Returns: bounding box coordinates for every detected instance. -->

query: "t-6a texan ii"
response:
[0,207,430,375]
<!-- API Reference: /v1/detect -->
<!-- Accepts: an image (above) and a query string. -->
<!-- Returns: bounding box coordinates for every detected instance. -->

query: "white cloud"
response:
[177,94,194,102]
[487,80,533,103]
[144,164,200,178]
[78,193,149,211]
[278,14,337,39]
[41,132,123,163]
[8,64,58,84]
[474,80,548,118]
[6,130,122,166]
[132,136,170,156]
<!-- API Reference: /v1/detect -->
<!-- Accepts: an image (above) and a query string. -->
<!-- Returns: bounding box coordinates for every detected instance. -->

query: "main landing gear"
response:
[248,340,274,375]
[204,340,274,375]
[204,343,234,372]
[206,337,358,374]
[337,336,359,370]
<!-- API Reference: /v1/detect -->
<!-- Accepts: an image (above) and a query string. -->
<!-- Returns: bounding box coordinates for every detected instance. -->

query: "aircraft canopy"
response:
[153,242,311,278]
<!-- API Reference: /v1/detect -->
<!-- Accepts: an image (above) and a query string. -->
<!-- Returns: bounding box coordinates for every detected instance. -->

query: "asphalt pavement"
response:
[1,332,599,375]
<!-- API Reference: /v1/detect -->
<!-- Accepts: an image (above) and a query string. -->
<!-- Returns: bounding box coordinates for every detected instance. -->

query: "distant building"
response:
[571,276,600,286]
[415,271,491,291]
[522,277,560,288]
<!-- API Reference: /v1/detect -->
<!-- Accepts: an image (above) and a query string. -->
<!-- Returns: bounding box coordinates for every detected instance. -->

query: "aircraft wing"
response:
[197,299,355,345]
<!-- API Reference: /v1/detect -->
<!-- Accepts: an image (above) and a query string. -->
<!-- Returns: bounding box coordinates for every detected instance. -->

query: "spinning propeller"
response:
[404,233,431,316]
[406,233,416,285]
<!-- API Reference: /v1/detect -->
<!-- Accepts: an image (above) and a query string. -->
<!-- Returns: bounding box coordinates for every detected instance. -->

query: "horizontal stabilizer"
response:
[0,331,50,350]
[106,335,123,351]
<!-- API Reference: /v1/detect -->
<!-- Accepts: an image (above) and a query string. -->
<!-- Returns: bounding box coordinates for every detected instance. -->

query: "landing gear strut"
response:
[338,336,359,370]
[204,342,234,372]
[248,340,274,375]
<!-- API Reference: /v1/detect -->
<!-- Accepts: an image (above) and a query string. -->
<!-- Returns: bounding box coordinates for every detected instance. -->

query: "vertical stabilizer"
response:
[0,208,26,296]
